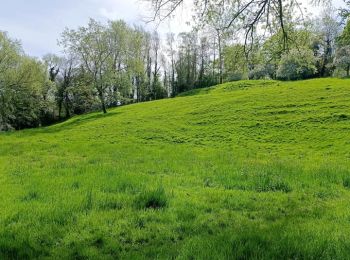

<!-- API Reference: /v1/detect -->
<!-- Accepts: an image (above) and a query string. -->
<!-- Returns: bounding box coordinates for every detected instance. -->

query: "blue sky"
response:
[0,0,346,57]
[0,0,146,56]
[0,0,194,57]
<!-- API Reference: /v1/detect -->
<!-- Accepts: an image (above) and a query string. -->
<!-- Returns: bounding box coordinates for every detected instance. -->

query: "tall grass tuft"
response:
[342,177,350,189]
[135,187,168,209]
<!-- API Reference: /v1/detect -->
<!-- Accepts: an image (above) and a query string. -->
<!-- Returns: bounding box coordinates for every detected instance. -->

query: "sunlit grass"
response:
[0,78,350,258]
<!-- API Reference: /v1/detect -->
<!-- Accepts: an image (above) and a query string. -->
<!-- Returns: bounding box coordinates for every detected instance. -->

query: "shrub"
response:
[226,72,246,81]
[277,48,317,80]
[249,65,270,80]
[135,187,168,209]
[334,46,350,77]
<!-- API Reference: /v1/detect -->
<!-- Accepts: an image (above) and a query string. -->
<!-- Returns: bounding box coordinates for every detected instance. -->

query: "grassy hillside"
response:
[1,78,350,259]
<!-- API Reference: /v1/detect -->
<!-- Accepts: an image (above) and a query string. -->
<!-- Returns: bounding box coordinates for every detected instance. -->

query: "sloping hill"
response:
[1,78,350,259]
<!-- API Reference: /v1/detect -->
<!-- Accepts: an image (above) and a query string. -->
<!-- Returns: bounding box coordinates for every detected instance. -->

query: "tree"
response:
[314,8,342,76]
[129,26,149,102]
[68,69,97,115]
[197,36,214,87]
[337,19,350,47]
[198,2,232,84]
[0,31,48,130]
[0,31,20,129]
[340,0,350,21]
[223,44,248,81]
[276,48,317,80]
[107,20,133,105]
[57,55,77,118]
[43,54,63,117]
[151,31,162,100]
[176,32,199,92]
[334,45,350,77]
[145,0,328,50]
[256,24,317,80]
[60,19,112,114]
[166,33,176,96]
[2,19,177,131]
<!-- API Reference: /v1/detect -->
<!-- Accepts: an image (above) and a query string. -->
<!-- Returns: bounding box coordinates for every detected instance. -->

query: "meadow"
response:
[1,78,350,259]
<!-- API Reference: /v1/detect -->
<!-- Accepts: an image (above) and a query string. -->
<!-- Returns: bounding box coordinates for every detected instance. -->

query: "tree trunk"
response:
[212,39,216,80]
[217,31,223,84]
[172,61,175,97]
[98,89,107,114]
[64,91,70,118]
[321,39,332,77]
[58,102,62,119]
[65,103,70,118]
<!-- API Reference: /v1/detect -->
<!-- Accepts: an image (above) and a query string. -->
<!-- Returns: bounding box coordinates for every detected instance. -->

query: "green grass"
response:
[1,78,350,259]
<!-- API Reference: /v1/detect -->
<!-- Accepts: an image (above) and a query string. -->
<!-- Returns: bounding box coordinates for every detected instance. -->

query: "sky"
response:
[0,0,346,57]
[0,0,192,57]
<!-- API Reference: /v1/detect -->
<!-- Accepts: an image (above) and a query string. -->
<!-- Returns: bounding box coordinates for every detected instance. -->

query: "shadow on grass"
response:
[177,87,215,97]
[8,110,123,137]
[44,111,122,133]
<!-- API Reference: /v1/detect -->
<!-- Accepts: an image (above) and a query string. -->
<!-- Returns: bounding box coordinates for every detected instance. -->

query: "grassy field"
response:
[1,78,350,259]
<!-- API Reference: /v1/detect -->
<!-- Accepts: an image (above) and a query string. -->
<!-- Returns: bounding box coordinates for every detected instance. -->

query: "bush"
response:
[0,122,14,131]
[226,72,246,81]
[334,46,350,77]
[249,65,270,80]
[277,48,317,80]
[135,187,168,209]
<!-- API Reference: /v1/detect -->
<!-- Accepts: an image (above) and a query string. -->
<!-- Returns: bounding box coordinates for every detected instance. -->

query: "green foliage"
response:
[0,32,48,130]
[176,32,199,92]
[337,19,350,47]
[152,77,168,100]
[258,28,318,79]
[249,64,275,80]
[58,19,168,114]
[223,44,248,81]
[277,49,317,80]
[334,46,350,77]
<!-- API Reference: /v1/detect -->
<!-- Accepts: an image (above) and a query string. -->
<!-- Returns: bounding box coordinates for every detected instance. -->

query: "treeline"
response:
[1,21,169,130]
[182,6,350,84]
[1,4,350,131]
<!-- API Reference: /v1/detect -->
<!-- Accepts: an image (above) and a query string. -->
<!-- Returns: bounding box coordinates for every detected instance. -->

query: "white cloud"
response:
[97,1,139,20]
[0,0,346,57]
